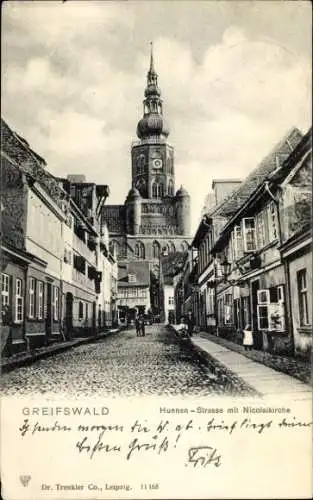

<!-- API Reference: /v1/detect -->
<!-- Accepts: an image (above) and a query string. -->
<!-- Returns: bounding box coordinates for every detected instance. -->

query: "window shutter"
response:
[269,286,278,303]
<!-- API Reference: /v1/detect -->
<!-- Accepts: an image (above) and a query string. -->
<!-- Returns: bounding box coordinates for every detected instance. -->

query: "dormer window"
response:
[128,274,136,283]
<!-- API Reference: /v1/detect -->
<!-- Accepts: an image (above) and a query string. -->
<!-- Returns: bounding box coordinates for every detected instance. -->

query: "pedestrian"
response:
[138,314,145,337]
[243,324,253,351]
[186,311,194,337]
[135,317,140,337]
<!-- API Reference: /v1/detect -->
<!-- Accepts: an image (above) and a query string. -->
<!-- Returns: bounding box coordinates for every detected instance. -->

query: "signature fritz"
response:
[187,446,222,468]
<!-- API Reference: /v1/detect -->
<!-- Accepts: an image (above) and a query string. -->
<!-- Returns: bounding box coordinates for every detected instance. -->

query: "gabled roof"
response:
[205,127,303,220]
[118,260,150,287]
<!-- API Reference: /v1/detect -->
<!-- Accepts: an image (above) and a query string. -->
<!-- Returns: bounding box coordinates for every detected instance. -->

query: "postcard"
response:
[1,1,312,499]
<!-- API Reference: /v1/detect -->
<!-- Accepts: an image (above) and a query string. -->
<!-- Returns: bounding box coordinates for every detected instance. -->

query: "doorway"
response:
[46,283,52,337]
[251,279,262,349]
[65,292,73,338]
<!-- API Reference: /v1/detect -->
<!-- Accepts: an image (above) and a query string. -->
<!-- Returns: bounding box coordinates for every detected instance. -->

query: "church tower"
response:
[131,43,175,200]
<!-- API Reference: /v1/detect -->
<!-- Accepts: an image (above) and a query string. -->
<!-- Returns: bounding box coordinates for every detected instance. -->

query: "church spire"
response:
[136,44,169,141]
[149,41,156,75]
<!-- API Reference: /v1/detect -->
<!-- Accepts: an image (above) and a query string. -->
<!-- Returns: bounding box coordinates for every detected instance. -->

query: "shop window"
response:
[242,218,257,252]
[37,281,44,319]
[297,269,309,326]
[15,278,24,323]
[257,288,285,331]
[28,277,36,318]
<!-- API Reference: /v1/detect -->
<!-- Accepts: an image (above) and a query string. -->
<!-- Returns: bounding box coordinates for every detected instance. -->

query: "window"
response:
[85,302,89,320]
[53,286,59,321]
[29,277,35,318]
[256,211,267,249]
[232,225,244,259]
[268,202,278,241]
[15,278,23,323]
[168,241,175,253]
[277,285,284,303]
[37,281,44,319]
[135,241,145,259]
[168,180,174,196]
[153,241,160,259]
[1,274,10,308]
[152,182,164,199]
[224,293,233,325]
[78,301,84,320]
[181,241,188,252]
[257,288,285,331]
[257,305,269,330]
[168,296,174,306]
[128,274,136,283]
[207,287,214,315]
[242,218,256,252]
[297,269,309,326]
[137,155,145,174]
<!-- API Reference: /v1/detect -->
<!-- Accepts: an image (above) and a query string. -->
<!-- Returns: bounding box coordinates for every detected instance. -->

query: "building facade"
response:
[1,119,116,355]
[116,260,151,323]
[185,126,312,358]
[209,128,311,356]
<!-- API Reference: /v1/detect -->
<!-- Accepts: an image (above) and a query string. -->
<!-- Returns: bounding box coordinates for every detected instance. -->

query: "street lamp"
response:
[220,256,231,281]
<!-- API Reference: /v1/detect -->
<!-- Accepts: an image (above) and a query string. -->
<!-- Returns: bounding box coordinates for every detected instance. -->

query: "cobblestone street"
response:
[1,325,257,397]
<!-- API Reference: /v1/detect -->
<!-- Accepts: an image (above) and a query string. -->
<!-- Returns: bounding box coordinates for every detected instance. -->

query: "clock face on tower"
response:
[153,158,163,169]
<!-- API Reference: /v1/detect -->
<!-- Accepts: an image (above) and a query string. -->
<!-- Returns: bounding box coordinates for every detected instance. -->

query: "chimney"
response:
[67,174,86,183]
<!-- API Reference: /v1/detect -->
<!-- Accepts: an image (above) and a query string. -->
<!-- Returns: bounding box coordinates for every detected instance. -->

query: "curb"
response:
[1,327,124,374]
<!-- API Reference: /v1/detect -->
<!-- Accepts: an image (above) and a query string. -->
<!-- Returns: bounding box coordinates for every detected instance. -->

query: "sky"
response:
[2,0,312,234]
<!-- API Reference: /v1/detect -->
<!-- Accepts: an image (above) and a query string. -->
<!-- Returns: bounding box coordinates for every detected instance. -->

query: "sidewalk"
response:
[198,331,312,385]
[192,333,311,400]
[170,325,311,400]
[1,327,121,373]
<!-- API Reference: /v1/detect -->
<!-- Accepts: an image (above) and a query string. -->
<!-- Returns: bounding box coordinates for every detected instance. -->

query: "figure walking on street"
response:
[138,314,145,337]
[135,317,140,337]
[186,311,194,337]
[243,324,253,351]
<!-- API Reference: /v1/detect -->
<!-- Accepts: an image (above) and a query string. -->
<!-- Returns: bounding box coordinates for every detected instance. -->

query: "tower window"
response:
[152,241,160,259]
[168,241,176,253]
[135,241,145,259]
[181,241,188,251]
[152,182,164,199]
[168,180,174,196]
[137,155,145,174]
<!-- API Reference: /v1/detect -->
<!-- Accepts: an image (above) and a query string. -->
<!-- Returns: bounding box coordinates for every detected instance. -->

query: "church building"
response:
[102,45,192,316]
